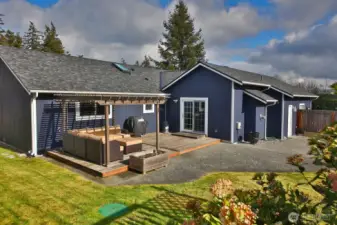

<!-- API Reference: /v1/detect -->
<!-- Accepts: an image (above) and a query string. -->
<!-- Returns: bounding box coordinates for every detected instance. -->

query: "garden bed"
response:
[128,150,169,174]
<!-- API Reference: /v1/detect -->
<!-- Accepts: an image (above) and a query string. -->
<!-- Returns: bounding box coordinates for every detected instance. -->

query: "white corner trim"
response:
[231,82,235,143]
[162,63,242,90]
[179,97,209,135]
[75,102,112,121]
[143,104,155,114]
[31,95,37,155]
[281,94,285,140]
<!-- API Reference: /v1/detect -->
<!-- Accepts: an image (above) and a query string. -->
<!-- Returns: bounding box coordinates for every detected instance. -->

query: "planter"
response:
[128,150,169,174]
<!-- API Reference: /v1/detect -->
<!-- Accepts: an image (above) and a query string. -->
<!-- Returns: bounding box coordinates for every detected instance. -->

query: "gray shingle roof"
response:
[244,89,278,104]
[0,46,166,94]
[160,70,184,88]
[204,62,317,97]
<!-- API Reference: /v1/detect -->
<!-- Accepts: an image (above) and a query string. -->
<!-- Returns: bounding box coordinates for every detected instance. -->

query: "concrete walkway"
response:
[82,136,319,186]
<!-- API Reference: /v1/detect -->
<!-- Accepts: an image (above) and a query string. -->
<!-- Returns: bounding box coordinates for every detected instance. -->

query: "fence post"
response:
[332,112,335,124]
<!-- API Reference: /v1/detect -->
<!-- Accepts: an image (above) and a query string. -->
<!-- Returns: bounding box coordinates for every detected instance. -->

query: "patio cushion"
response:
[116,138,142,146]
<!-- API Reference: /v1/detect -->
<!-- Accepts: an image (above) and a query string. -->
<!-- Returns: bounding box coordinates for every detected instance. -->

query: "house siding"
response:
[0,59,32,152]
[264,89,282,138]
[242,94,266,140]
[36,100,156,150]
[283,97,312,137]
[164,66,232,141]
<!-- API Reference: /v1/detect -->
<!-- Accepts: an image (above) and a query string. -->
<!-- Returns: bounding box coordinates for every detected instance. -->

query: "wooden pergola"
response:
[52,92,168,167]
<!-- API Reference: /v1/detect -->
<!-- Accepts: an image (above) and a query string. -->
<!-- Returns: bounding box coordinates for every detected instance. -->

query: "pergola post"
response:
[104,104,110,166]
[156,103,160,152]
[61,100,68,134]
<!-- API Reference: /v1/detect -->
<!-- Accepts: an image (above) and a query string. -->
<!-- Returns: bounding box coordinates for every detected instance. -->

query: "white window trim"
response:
[75,102,112,121]
[179,97,209,136]
[143,104,155,114]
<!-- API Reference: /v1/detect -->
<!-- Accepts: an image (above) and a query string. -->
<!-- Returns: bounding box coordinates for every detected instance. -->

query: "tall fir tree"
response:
[23,21,42,50]
[135,60,140,66]
[141,55,151,67]
[42,22,65,54]
[157,0,205,70]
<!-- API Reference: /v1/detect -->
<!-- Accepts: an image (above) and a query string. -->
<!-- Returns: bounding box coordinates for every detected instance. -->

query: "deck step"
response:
[171,132,205,139]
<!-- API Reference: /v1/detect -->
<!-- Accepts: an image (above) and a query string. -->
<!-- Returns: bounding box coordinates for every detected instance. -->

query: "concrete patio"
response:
[47,136,320,186]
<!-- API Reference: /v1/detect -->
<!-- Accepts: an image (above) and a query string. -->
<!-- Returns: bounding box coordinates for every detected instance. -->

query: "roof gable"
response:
[163,61,318,98]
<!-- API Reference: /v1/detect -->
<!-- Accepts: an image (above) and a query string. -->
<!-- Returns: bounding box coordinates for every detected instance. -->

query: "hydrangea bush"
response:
[184,122,337,224]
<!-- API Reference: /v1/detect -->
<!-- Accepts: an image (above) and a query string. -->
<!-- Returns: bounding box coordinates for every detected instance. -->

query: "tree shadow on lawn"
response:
[93,186,207,225]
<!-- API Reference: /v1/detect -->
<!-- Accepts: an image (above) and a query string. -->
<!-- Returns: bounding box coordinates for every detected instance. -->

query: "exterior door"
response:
[288,105,293,137]
[180,98,208,134]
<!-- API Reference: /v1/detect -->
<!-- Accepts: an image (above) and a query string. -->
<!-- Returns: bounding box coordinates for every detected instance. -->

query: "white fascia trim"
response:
[143,104,155,114]
[243,91,267,104]
[270,87,293,98]
[266,99,278,103]
[31,90,170,97]
[0,56,30,95]
[31,94,38,155]
[231,82,235,143]
[242,81,270,87]
[75,102,112,121]
[281,94,285,140]
[162,63,242,90]
[293,94,319,98]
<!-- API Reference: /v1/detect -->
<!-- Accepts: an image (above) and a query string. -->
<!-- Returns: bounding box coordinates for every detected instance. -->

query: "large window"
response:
[75,102,112,121]
[143,104,154,113]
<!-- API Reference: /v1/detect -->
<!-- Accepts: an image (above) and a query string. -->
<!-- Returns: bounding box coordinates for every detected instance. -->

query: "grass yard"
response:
[0,147,321,225]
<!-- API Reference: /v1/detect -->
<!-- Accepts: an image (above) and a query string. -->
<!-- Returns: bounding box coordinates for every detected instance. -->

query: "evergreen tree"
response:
[0,30,22,48]
[141,55,151,67]
[23,21,42,50]
[157,0,205,70]
[135,60,140,66]
[42,22,65,54]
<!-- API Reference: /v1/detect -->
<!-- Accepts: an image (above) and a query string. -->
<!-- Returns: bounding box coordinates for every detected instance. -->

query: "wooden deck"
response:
[46,133,220,177]
[142,133,220,158]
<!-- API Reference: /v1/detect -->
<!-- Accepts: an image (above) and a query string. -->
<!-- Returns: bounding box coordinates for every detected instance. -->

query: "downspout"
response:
[281,94,285,140]
[264,102,277,140]
[30,91,38,156]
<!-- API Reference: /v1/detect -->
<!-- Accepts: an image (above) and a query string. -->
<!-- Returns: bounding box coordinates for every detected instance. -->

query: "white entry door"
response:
[180,98,208,135]
[288,105,293,137]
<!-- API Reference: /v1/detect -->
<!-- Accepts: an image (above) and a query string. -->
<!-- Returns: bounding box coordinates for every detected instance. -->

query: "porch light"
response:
[173,99,178,103]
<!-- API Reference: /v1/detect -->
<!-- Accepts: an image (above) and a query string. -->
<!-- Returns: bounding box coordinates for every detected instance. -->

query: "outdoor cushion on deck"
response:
[116,137,142,154]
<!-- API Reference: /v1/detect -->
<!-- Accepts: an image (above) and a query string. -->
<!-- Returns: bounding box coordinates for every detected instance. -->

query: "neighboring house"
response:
[0,46,318,154]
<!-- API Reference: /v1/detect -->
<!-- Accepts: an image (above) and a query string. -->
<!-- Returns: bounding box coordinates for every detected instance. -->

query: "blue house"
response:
[0,46,318,155]
[161,62,318,143]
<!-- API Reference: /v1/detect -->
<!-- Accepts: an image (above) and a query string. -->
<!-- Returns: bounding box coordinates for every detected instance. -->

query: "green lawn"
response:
[0,147,321,225]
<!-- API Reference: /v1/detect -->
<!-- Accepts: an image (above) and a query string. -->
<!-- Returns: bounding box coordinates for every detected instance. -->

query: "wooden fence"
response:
[297,110,337,133]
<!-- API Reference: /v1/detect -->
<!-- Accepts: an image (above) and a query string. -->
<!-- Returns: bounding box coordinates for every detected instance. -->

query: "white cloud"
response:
[272,0,337,30]
[249,15,337,80]
[0,0,269,63]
